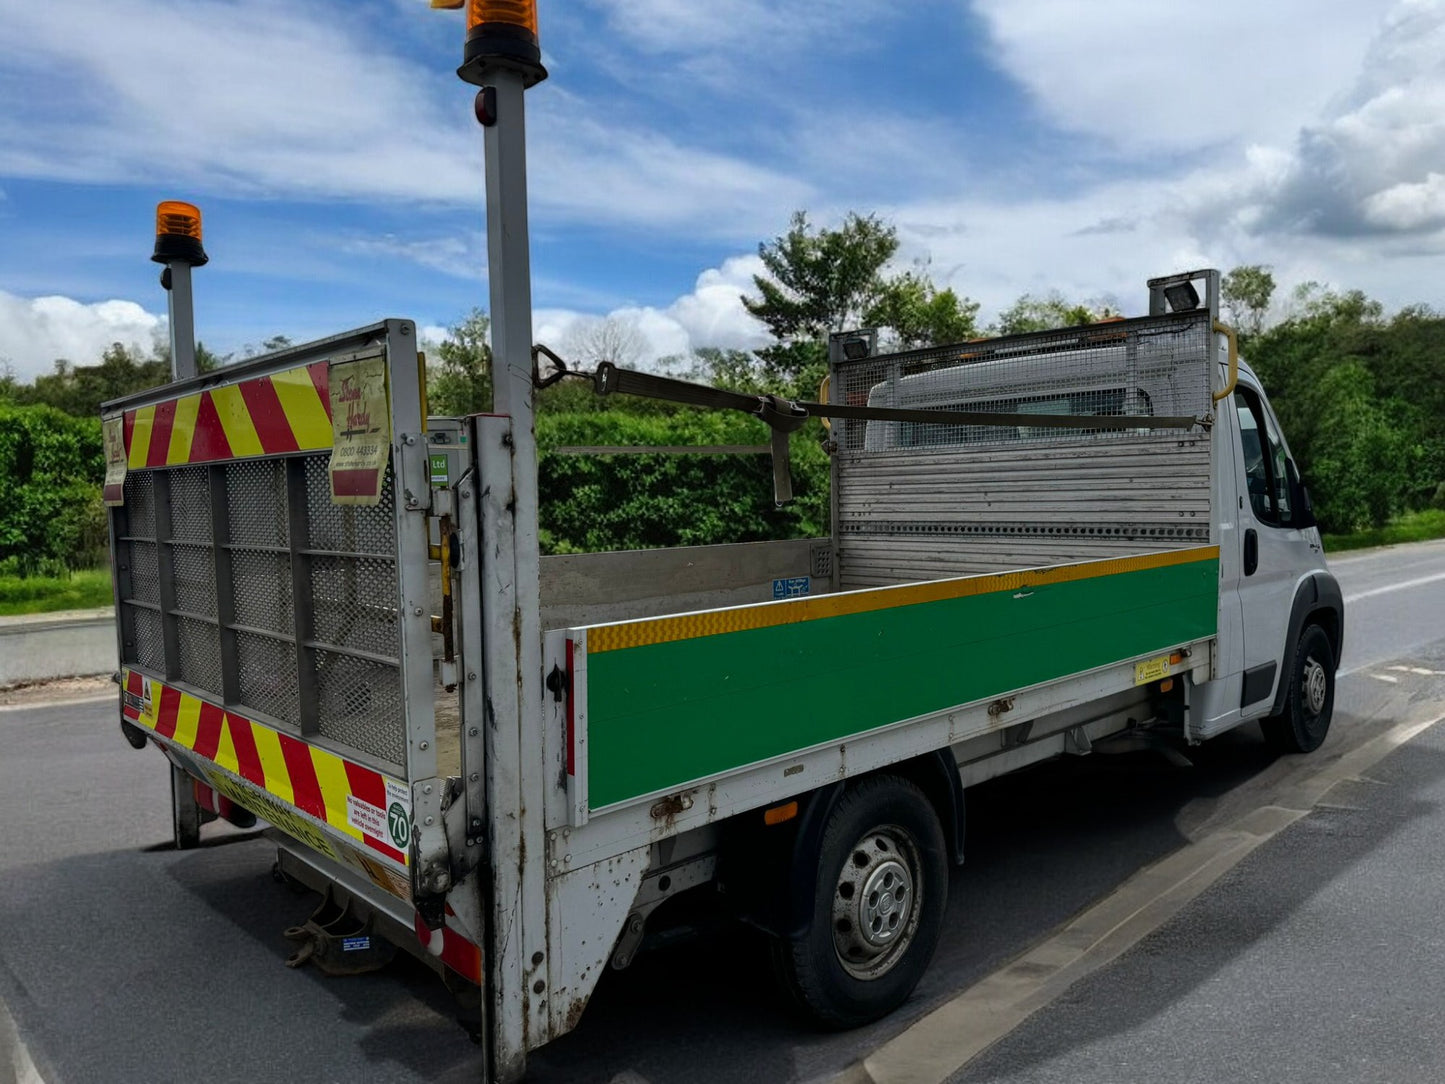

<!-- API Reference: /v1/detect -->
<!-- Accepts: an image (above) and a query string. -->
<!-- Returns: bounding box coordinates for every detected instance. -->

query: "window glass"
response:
[1235,398,1274,522]
[1262,407,1292,521]
[1235,386,1295,526]
[901,387,1138,447]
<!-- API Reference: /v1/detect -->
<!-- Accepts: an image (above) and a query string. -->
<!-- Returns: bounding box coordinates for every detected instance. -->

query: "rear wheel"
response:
[772,775,947,1029]
[1262,623,1335,754]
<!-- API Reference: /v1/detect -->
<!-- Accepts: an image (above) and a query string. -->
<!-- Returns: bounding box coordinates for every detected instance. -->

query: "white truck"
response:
[100,7,1342,1079]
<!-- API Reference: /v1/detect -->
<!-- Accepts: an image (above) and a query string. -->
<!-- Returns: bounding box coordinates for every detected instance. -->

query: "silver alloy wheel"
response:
[1303,655,1329,715]
[831,825,922,981]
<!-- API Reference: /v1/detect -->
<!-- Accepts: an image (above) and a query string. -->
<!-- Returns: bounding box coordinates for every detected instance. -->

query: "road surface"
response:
[2,540,1443,1084]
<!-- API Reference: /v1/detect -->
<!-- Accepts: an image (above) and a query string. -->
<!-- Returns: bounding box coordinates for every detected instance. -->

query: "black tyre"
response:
[772,775,948,1029]
[1262,623,1335,754]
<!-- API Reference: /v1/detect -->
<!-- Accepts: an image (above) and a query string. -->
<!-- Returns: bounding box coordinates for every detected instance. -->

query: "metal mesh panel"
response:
[831,313,1212,454]
[115,431,413,769]
[171,543,216,616]
[311,556,400,658]
[124,605,165,673]
[831,313,1216,587]
[232,549,293,633]
[176,616,222,695]
[236,629,300,726]
[306,456,394,555]
[123,472,155,538]
[314,650,405,767]
[168,467,213,543]
[125,541,160,606]
[227,460,289,548]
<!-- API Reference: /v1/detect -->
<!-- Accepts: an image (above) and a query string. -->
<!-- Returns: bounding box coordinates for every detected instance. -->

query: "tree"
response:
[992,292,1115,336]
[866,272,980,350]
[744,212,899,380]
[743,211,982,386]
[561,315,647,367]
[428,309,493,415]
[1222,265,1276,336]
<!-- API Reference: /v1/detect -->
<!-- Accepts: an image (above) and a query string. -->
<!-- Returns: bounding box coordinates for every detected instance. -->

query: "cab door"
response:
[1231,381,1317,714]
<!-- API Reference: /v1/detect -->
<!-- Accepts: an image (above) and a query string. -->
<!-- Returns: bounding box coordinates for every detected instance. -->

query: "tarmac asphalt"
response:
[2,539,1444,1084]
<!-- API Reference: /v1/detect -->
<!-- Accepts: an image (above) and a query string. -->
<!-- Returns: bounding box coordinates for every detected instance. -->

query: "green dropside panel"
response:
[585,557,1218,809]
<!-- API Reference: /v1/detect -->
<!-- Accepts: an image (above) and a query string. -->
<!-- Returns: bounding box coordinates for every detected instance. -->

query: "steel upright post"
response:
[167,261,198,381]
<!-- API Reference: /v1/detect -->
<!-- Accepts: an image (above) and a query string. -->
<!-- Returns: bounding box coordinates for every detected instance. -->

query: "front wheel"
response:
[1262,623,1335,754]
[771,775,947,1029]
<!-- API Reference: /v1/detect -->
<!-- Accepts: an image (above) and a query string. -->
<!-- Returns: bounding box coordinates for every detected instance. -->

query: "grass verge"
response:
[0,568,113,617]
[1323,508,1445,554]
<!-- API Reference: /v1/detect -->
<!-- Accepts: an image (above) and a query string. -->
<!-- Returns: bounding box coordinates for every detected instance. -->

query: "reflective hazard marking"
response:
[119,361,334,469]
[123,669,409,866]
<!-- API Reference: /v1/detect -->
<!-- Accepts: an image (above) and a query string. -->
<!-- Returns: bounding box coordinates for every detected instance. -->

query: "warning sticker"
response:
[328,355,391,506]
[1134,656,1172,686]
[346,793,389,842]
[102,416,128,506]
[385,778,411,810]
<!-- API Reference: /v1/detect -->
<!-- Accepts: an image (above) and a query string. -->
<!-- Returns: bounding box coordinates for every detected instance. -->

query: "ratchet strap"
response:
[580,359,1208,505]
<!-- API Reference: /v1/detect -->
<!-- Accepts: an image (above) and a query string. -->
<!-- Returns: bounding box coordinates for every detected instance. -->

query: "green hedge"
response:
[0,405,107,575]
[536,410,830,554]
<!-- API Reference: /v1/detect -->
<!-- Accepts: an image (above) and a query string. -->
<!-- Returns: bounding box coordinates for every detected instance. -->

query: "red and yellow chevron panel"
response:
[122,669,410,869]
[118,361,333,469]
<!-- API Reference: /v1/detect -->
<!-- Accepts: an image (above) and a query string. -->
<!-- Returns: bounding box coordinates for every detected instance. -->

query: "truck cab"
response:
[1204,356,1341,746]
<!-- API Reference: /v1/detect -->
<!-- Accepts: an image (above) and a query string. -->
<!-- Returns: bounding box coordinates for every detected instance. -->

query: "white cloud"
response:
[0,1,809,241]
[972,0,1391,151]
[534,255,769,368]
[581,0,888,56]
[0,292,163,380]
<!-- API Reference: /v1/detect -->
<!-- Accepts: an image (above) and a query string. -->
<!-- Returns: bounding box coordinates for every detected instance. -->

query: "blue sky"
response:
[1,0,1443,378]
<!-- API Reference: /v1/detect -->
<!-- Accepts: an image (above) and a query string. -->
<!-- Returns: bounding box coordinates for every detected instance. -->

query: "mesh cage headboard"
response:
[829,312,1216,588]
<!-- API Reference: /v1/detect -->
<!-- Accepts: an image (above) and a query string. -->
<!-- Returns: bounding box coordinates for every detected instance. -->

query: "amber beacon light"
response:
[458,0,546,86]
[151,200,209,267]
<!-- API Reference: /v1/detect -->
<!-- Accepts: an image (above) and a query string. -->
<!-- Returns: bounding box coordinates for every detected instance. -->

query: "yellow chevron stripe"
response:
[585,546,1222,653]
[210,383,265,458]
[167,393,202,465]
[123,674,410,867]
[309,745,367,845]
[271,366,333,451]
[171,693,202,750]
[213,713,240,775]
[128,406,156,469]
[249,724,294,806]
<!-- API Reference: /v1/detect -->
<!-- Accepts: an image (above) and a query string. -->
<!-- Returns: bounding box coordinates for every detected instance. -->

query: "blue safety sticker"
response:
[772,576,811,600]
[342,936,372,952]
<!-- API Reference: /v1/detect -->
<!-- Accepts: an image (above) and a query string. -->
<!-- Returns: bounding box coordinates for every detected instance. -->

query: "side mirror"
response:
[1285,459,1317,530]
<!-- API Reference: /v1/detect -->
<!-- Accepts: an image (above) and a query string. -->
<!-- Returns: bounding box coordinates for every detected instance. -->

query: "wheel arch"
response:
[723,750,964,941]
[1270,571,1345,717]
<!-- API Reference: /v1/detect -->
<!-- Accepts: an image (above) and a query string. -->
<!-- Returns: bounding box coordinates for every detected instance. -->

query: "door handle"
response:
[1243,528,1259,576]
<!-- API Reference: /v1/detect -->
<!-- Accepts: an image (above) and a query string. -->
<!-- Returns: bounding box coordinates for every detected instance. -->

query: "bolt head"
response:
[425,815,435,826]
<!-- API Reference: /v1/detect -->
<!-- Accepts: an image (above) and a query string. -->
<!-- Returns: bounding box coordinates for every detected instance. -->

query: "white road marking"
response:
[1387,666,1445,676]
[0,995,46,1084]
[1344,570,1445,604]
[838,709,1445,1084]
[1370,673,1401,684]
[0,694,115,714]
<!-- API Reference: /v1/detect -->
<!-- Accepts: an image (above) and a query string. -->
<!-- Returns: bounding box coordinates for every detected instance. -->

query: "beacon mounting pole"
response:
[151,201,208,381]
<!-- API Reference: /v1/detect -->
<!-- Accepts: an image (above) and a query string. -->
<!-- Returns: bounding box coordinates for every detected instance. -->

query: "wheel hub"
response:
[832,826,921,980]
[1303,656,1328,715]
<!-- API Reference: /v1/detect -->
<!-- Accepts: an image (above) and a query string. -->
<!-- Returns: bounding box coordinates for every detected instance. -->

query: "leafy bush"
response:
[537,409,829,554]
[0,405,106,573]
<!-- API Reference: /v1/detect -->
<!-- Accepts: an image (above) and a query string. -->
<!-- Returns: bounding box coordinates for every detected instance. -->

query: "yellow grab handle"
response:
[1212,321,1238,403]
[818,373,832,431]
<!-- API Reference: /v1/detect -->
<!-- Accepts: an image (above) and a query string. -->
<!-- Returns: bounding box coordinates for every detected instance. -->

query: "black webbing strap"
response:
[587,361,1207,504]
